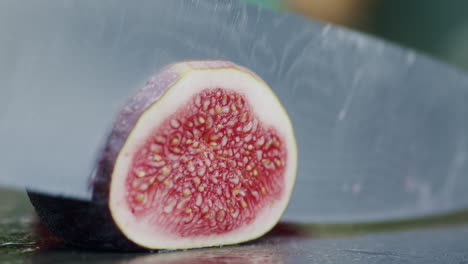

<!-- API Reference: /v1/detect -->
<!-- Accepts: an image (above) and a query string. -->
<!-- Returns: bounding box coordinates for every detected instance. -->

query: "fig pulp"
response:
[29,60,297,250]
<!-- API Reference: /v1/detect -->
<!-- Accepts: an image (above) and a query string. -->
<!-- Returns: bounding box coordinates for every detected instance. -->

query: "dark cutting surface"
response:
[1,188,467,264]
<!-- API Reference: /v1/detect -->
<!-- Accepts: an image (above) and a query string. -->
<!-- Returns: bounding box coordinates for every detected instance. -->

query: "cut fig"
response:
[28,60,297,250]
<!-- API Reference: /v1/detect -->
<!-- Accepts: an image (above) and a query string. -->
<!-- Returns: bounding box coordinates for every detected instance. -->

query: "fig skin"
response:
[28,62,184,251]
[28,60,296,251]
[28,192,140,250]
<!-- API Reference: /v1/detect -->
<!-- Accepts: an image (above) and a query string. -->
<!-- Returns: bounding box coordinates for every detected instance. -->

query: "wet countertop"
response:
[1,188,467,263]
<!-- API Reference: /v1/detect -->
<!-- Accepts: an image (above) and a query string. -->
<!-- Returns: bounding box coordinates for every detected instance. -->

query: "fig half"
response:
[29,60,297,250]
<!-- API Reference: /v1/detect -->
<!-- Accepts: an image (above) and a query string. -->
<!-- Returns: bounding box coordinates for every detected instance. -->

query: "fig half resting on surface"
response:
[28,60,297,250]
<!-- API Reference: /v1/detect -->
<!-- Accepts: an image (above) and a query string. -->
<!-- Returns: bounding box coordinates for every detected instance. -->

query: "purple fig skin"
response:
[28,64,182,251]
[28,192,140,250]
[27,61,261,250]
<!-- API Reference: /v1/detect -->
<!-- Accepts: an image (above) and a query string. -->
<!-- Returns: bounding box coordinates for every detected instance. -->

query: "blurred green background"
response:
[373,1,468,72]
[286,0,468,72]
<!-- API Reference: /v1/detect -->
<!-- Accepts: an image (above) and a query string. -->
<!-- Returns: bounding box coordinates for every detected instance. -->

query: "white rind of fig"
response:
[109,60,297,250]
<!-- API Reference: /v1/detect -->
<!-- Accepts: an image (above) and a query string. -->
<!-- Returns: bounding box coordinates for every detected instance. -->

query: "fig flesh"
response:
[29,60,297,250]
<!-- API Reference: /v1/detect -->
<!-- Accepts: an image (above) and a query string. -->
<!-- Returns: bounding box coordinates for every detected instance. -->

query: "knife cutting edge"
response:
[0,0,467,224]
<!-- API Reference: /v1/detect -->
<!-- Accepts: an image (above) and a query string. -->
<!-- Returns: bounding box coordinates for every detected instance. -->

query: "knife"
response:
[0,0,467,223]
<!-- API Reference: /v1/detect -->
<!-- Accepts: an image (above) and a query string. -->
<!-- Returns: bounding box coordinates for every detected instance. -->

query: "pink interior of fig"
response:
[126,88,287,237]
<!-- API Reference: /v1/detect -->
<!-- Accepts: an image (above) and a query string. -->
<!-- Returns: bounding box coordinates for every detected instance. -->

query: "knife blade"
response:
[0,0,467,223]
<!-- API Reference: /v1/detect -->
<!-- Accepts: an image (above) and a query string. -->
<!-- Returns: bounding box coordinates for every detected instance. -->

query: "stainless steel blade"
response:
[0,0,467,222]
